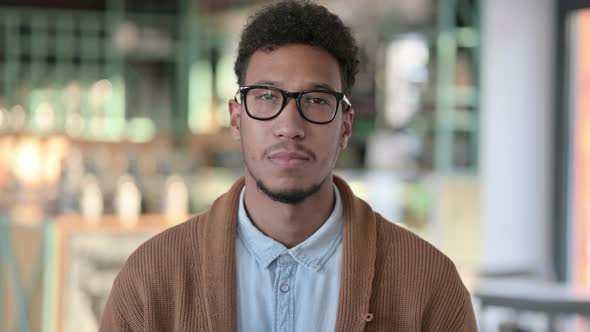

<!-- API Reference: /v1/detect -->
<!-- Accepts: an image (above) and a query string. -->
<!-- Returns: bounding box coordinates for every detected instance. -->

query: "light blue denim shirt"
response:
[236,185,344,332]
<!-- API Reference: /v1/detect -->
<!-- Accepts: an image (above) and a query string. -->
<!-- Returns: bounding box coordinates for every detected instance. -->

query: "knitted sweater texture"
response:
[100,176,478,331]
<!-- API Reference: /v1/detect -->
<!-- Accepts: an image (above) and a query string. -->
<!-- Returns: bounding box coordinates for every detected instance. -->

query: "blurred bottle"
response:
[56,147,84,214]
[164,174,188,225]
[115,155,142,228]
[80,174,104,224]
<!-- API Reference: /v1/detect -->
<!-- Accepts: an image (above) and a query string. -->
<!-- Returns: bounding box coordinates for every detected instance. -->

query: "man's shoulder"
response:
[102,214,210,330]
[117,214,206,281]
[369,217,476,331]
[373,214,458,273]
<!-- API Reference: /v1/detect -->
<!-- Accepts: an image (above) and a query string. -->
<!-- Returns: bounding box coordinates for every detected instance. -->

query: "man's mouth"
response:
[268,151,310,167]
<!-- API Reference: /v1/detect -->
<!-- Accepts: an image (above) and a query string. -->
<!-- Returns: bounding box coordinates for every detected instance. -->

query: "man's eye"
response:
[257,93,277,101]
[305,97,328,105]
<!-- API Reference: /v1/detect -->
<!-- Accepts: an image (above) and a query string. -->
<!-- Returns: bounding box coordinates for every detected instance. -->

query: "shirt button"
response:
[280,283,290,293]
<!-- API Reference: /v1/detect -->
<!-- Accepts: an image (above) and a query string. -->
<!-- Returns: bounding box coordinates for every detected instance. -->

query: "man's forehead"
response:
[244,45,343,91]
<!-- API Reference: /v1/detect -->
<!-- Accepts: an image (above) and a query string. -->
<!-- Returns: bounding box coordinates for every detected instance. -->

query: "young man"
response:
[100,1,478,331]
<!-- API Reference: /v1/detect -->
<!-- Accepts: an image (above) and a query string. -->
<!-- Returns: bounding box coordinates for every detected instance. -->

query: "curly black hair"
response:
[234,0,359,96]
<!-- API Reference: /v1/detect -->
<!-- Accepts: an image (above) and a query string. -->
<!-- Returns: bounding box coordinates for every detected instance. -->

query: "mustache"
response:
[262,143,316,161]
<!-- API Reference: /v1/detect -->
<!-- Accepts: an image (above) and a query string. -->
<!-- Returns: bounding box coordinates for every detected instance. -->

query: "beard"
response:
[242,140,336,204]
[254,175,327,205]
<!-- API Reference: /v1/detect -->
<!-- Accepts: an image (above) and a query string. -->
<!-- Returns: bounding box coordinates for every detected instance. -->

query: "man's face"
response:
[229,44,354,203]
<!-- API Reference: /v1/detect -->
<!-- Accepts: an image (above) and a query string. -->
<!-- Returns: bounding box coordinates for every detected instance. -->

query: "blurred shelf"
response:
[0,4,199,140]
[423,85,478,109]
[434,0,480,174]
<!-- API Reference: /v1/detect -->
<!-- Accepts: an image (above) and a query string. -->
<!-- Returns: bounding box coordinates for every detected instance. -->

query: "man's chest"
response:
[235,246,343,332]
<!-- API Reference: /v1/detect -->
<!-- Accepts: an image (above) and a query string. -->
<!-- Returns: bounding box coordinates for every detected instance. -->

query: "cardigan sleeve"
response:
[422,262,479,332]
[99,267,144,332]
[458,290,479,332]
[99,293,135,332]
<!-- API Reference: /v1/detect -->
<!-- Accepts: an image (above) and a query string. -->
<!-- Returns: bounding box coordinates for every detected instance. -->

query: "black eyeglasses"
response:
[234,85,352,124]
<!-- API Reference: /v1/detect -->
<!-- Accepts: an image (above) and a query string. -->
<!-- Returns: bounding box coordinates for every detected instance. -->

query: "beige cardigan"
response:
[100,176,478,331]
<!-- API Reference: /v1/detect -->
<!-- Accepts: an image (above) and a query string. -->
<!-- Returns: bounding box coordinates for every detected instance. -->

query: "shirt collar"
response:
[237,184,343,272]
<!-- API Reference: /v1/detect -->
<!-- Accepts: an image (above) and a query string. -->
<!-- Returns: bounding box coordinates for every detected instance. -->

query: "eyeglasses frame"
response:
[234,85,352,125]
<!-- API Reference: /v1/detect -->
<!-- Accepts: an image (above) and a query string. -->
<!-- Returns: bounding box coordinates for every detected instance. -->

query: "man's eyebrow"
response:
[252,80,337,91]
[253,80,280,86]
[308,82,337,91]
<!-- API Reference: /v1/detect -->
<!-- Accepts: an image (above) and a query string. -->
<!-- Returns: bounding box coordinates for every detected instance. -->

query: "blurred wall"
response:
[481,0,555,275]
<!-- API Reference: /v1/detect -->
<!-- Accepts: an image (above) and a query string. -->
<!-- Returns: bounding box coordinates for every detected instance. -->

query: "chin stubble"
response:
[255,176,327,205]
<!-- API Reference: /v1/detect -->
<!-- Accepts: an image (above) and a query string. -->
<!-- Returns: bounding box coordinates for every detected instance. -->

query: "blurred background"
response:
[0,0,587,331]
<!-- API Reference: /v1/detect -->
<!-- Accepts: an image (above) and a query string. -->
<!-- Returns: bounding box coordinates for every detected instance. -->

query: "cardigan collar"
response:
[195,175,377,332]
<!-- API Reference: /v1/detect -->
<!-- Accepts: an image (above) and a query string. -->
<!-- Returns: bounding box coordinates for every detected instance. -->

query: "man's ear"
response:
[339,107,354,148]
[229,99,242,141]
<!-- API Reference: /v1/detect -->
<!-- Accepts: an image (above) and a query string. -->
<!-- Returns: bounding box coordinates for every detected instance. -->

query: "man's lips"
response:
[268,151,310,167]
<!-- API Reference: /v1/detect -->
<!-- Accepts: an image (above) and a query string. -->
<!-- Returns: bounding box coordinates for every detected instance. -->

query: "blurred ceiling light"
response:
[90,79,113,109]
[35,102,56,132]
[126,117,156,143]
[114,22,140,53]
[65,112,84,138]
[14,138,42,185]
[9,105,27,130]
[62,81,82,111]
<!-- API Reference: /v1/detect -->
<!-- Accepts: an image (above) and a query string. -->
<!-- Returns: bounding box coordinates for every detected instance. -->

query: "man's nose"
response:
[272,97,306,140]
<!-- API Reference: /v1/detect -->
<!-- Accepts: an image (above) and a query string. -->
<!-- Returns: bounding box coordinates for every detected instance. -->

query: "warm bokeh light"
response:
[14,138,42,185]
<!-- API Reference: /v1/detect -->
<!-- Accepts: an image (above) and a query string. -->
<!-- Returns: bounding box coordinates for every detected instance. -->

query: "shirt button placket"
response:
[276,254,295,332]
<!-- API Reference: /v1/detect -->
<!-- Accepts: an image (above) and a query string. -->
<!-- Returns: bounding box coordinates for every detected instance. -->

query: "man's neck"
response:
[242,176,336,248]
